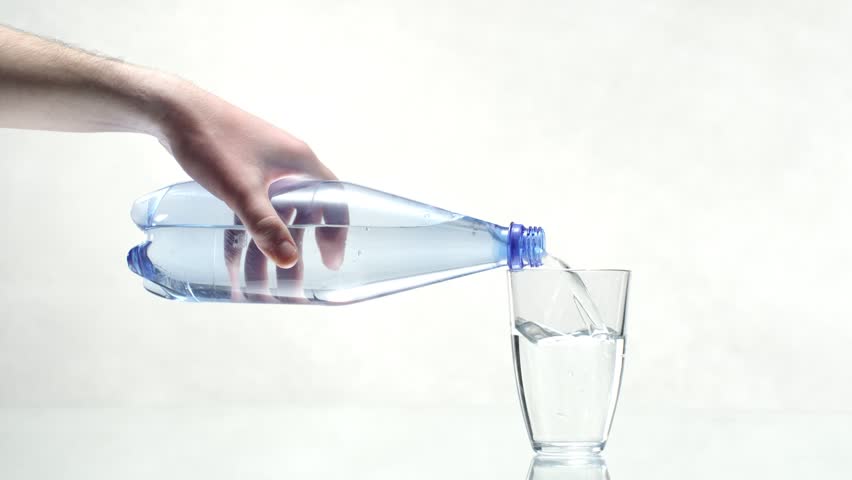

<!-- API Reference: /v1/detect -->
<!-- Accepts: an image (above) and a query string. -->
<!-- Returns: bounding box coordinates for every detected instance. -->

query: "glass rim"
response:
[508,267,631,274]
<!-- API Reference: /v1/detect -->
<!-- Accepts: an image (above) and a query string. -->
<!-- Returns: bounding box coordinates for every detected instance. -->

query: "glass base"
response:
[532,441,605,458]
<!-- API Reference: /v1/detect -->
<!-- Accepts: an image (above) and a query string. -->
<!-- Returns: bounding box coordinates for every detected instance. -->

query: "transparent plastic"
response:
[128,177,546,305]
[509,269,630,455]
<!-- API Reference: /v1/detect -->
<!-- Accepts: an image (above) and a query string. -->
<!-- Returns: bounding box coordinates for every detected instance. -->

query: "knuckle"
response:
[286,140,317,163]
[290,139,313,156]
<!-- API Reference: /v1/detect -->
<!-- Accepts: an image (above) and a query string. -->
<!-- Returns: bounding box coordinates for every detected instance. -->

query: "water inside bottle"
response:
[132,220,510,305]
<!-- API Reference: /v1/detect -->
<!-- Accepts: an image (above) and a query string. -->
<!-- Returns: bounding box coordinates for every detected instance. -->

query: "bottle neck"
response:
[507,222,546,270]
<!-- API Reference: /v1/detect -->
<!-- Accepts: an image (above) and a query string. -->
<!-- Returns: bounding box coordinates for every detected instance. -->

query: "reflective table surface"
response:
[1,406,849,479]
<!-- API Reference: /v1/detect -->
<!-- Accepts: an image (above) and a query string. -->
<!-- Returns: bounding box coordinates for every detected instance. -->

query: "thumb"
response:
[233,194,298,268]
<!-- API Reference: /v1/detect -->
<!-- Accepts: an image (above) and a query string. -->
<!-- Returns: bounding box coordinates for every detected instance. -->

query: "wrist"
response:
[106,63,199,141]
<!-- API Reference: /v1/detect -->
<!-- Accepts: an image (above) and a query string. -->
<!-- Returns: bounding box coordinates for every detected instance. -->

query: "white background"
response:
[1,0,850,415]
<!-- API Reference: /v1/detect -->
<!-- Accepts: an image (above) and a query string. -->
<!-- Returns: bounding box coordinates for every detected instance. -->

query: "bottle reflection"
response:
[526,455,610,480]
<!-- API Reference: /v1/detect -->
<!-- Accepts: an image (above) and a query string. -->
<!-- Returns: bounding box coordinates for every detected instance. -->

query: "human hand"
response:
[154,76,343,269]
[0,25,347,279]
[223,178,350,303]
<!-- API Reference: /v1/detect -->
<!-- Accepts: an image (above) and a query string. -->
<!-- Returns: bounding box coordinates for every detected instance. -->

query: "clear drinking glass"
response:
[509,269,630,456]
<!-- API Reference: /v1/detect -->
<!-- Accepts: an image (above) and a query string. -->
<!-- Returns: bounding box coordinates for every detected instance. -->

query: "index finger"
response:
[316,183,350,270]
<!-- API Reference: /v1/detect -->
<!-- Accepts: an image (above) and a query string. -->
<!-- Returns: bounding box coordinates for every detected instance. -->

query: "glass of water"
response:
[509,268,630,456]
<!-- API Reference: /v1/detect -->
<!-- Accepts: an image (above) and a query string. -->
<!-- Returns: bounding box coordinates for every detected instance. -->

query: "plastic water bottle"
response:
[127,177,546,305]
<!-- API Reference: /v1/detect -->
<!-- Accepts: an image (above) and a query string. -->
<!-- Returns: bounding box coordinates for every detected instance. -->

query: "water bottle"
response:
[127,177,546,305]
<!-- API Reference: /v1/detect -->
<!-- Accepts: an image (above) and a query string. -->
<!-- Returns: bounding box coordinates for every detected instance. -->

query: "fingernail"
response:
[277,241,299,267]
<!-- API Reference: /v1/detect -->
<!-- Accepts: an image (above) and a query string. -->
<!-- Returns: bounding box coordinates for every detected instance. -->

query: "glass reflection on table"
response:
[526,455,610,480]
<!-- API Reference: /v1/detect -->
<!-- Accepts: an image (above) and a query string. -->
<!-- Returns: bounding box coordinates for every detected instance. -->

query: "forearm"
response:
[0,26,337,268]
[0,25,181,137]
